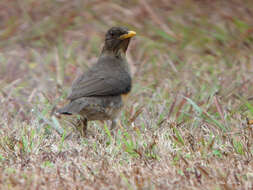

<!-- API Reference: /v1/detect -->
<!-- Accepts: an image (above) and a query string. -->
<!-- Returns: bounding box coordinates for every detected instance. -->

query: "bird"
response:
[57,26,136,135]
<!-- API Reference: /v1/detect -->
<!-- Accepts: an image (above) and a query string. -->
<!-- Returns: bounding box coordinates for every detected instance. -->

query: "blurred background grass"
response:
[0,0,253,189]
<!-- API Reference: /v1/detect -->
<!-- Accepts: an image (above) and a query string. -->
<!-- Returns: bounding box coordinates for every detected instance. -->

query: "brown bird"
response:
[57,27,136,135]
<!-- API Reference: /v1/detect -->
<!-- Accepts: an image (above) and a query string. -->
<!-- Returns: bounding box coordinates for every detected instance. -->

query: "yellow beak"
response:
[119,31,136,40]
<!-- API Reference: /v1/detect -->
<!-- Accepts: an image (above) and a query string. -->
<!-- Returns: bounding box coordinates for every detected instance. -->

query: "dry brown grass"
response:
[0,0,253,189]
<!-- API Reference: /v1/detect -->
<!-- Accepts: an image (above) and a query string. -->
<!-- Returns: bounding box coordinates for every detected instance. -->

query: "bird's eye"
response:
[109,31,114,36]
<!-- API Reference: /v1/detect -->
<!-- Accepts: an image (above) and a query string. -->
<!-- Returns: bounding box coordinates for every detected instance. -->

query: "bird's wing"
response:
[67,65,131,100]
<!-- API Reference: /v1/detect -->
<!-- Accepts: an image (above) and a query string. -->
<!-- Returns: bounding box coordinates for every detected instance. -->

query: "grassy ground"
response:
[1,0,253,189]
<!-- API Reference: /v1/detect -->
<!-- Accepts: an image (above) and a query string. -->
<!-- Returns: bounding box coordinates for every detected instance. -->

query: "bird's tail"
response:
[57,100,86,115]
[57,105,73,115]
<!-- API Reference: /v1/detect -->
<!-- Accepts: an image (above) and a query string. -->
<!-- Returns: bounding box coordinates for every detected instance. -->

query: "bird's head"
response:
[102,27,136,56]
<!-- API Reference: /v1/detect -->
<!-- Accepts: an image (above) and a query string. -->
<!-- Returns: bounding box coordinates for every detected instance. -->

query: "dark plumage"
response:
[57,27,136,135]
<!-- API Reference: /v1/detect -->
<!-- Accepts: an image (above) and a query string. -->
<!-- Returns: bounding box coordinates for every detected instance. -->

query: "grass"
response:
[0,0,253,189]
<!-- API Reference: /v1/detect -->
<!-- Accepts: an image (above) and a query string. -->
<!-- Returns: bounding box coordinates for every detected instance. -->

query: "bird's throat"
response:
[101,47,126,59]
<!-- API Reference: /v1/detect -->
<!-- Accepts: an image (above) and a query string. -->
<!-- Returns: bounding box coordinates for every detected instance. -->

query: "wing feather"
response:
[67,58,131,100]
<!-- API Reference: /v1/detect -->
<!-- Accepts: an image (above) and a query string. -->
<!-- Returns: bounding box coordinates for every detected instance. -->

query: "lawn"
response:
[0,0,253,189]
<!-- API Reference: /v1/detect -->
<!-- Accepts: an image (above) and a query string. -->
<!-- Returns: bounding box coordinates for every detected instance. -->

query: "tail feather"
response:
[57,107,73,115]
[57,99,87,115]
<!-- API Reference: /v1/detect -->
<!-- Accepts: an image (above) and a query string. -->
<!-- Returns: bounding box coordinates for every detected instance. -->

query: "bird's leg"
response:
[100,120,105,126]
[75,117,88,137]
[81,117,88,137]
[111,119,117,130]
